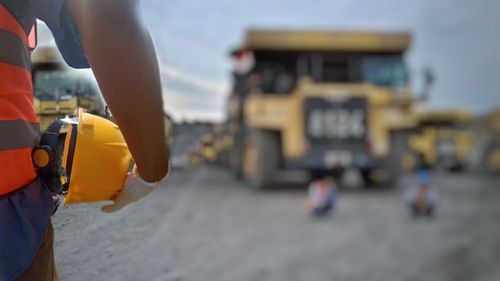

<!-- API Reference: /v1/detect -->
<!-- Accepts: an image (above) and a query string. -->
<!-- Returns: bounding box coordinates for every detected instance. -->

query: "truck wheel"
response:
[378,131,412,188]
[360,168,375,187]
[229,147,243,179]
[242,129,280,189]
[229,131,245,179]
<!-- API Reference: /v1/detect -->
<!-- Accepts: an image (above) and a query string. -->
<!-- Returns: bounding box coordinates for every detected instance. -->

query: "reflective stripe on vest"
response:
[0,4,39,194]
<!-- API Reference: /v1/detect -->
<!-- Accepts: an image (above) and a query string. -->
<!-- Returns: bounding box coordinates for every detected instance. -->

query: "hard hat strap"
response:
[35,117,76,194]
[63,122,78,187]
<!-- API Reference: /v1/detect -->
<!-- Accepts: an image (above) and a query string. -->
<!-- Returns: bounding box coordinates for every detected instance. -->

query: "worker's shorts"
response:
[15,223,59,281]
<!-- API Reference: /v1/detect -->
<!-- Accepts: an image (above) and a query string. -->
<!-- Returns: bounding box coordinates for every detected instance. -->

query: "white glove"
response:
[101,168,169,213]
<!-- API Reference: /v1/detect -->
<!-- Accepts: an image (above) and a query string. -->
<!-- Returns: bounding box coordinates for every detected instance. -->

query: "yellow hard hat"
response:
[33,108,133,205]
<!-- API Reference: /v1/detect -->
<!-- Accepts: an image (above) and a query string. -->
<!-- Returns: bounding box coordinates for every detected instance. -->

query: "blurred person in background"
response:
[404,169,440,218]
[305,171,338,217]
[0,0,168,280]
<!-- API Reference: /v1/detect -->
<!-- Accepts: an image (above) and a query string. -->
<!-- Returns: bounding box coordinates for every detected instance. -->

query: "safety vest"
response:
[0,4,39,195]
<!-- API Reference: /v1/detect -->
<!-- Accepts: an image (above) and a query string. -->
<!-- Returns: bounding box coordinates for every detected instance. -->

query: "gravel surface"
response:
[53,167,500,281]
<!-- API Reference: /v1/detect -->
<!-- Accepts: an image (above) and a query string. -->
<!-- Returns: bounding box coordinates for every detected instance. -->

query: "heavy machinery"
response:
[189,123,234,165]
[402,110,473,171]
[32,46,105,130]
[213,130,234,166]
[469,109,500,174]
[227,30,434,189]
[200,133,217,163]
[210,127,234,167]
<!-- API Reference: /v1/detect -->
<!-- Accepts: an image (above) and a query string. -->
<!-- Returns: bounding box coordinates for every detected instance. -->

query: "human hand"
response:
[101,168,168,213]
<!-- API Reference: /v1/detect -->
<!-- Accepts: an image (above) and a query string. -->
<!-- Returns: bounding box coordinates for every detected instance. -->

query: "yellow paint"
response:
[188,151,201,166]
[455,131,473,163]
[243,140,257,179]
[413,110,471,123]
[408,126,473,167]
[202,147,217,162]
[35,97,83,131]
[243,30,411,52]
[409,128,438,166]
[222,135,234,149]
[489,149,500,172]
[59,97,78,111]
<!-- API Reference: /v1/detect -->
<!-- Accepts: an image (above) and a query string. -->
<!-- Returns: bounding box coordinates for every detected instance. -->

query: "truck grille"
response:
[304,96,368,144]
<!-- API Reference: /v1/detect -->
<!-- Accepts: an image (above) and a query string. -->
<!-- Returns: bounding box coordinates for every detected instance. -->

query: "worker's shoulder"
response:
[1,0,63,25]
[0,0,34,32]
[25,0,65,19]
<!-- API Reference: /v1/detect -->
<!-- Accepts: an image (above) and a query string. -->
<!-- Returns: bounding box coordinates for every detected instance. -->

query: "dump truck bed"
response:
[239,29,411,52]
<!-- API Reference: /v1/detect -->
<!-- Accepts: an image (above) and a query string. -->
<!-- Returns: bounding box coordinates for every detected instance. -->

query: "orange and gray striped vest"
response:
[0,4,39,195]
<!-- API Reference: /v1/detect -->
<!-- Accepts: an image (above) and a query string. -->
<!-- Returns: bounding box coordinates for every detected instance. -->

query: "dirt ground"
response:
[53,167,500,281]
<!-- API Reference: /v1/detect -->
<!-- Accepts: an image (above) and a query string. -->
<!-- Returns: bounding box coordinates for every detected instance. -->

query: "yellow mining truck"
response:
[402,110,473,171]
[469,109,500,174]
[32,46,105,131]
[227,30,433,188]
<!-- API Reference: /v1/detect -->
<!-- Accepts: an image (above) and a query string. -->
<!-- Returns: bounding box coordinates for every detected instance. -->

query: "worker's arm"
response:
[66,0,168,182]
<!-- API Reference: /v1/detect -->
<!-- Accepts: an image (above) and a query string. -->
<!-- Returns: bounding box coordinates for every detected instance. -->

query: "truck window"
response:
[360,56,408,87]
[248,50,299,94]
[321,54,351,83]
[34,71,78,101]
[299,53,358,83]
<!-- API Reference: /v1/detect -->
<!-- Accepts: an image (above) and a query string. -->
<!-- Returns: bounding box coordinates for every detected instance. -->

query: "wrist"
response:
[136,163,170,187]
[136,157,169,182]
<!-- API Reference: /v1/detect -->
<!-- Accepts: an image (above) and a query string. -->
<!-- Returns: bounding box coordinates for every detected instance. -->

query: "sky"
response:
[39,0,500,121]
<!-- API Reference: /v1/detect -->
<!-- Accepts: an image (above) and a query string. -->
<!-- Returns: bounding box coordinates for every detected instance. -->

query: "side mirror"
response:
[421,67,435,101]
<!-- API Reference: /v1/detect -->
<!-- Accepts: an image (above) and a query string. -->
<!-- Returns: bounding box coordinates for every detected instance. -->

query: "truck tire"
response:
[360,168,375,187]
[229,131,245,179]
[376,130,413,188]
[242,129,280,189]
